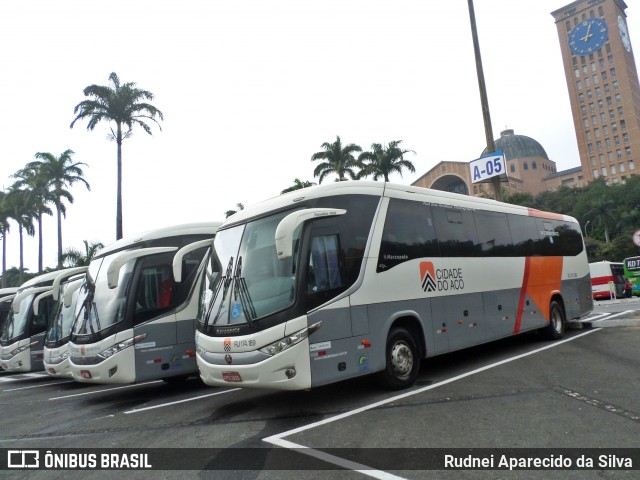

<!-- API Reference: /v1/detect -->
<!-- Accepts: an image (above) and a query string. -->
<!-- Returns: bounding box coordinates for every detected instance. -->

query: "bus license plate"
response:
[222,371,242,382]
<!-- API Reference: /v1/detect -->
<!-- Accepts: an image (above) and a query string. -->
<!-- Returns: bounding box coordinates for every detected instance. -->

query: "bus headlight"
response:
[258,322,321,357]
[97,333,147,359]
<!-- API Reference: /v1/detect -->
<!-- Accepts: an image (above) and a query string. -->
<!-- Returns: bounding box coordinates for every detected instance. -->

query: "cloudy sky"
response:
[1,0,638,274]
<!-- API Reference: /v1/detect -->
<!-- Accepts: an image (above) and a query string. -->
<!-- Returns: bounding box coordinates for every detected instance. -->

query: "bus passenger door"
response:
[131,260,179,381]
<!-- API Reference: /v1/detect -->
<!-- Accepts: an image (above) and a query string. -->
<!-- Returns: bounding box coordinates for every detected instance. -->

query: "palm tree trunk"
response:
[57,205,63,268]
[38,212,43,273]
[1,229,6,288]
[116,126,123,240]
[19,226,24,286]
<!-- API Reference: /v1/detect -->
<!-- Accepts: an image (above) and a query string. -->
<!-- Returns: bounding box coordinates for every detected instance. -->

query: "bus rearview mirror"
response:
[275,208,346,260]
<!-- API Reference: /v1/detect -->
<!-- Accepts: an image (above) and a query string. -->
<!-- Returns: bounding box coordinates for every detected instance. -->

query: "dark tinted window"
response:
[378,199,438,272]
[313,195,379,284]
[508,215,539,256]
[432,206,480,257]
[475,211,513,255]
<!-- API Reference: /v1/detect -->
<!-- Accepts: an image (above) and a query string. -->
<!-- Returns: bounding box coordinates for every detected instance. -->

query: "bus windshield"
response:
[201,211,301,328]
[1,293,34,343]
[46,281,82,344]
[72,254,134,336]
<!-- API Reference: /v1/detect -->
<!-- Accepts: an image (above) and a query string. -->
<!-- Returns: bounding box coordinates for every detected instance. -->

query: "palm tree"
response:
[10,165,54,273]
[586,195,616,244]
[224,203,244,219]
[281,179,316,194]
[4,188,36,285]
[61,240,104,267]
[0,190,10,287]
[357,140,416,182]
[311,136,362,183]
[27,150,90,268]
[70,72,164,240]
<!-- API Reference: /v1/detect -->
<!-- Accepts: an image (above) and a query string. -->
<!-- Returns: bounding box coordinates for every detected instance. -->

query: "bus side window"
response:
[134,264,174,323]
[307,235,344,294]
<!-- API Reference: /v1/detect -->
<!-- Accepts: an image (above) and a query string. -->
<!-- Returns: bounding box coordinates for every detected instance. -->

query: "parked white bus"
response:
[68,222,221,384]
[0,288,19,334]
[0,270,69,372]
[43,268,88,377]
[195,181,593,390]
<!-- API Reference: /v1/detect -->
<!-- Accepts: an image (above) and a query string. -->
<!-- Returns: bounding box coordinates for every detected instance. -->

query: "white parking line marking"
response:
[581,312,611,321]
[589,310,635,323]
[263,329,602,478]
[124,388,241,414]
[49,380,163,400]
[4,380,75,392]
[0,372,49,383]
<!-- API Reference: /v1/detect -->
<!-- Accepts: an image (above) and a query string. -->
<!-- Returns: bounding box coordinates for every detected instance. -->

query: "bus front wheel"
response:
[541,300,565,340]
[380,327,420,390]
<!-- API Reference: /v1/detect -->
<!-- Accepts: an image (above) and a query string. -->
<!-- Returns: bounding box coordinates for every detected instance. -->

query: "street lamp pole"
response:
[467,0,502,202]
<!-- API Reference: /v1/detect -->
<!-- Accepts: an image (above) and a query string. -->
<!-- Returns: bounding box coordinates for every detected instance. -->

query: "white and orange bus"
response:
[195,181,593,391]
[588,261,625,300]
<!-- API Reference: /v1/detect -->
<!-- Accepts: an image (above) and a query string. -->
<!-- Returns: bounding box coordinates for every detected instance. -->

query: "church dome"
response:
[481,129,549,161]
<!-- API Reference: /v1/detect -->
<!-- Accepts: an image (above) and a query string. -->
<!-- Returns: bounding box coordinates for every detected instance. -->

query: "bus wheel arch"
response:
[379,316,424,390]
[541,295,566,340]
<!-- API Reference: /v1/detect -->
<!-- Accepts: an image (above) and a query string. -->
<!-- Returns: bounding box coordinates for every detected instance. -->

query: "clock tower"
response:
[552,0,640,185]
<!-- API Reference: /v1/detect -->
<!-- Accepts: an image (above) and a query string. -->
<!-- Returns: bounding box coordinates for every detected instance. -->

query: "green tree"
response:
[311,136,362,183]
[225,203,244,219]
[60,240,104,267]
[71,72,163,240]
[10,165,54,273]
[26,150,90,268]
[357,140,416,182]
[4,188,36,285]
[281,179,316,194]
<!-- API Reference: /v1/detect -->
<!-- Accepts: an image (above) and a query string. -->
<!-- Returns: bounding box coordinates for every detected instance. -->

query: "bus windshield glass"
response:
[72,254,134,335]
[201,211,301,328]
[1,293,34,343]
[46,281,81,344]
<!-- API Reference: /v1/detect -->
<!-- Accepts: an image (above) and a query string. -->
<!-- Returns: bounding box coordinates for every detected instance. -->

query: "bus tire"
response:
[380,327,420,390]
[541,300,565,340]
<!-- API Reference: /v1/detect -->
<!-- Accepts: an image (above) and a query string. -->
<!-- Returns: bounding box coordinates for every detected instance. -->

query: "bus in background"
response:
[0,270,66,372]
[195,181,593,391]
[623,256,640,296]
[0,288,19,334]
[43,268,88,377]
[588,261,625,300]
[68,222,221,384]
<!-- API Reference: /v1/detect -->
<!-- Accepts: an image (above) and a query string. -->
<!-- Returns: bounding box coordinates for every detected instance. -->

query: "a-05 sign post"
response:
[470,150,506,183]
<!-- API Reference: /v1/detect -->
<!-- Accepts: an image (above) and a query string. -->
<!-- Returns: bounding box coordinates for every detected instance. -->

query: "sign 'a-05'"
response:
[470,150,506,183]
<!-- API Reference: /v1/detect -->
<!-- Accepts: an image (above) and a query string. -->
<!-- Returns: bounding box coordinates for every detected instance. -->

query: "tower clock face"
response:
[618,15,631,52]
[568,18,609,56]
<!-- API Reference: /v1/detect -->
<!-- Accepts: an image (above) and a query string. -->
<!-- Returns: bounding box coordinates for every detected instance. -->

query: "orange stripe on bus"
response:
[515,257,564,333]
[527,208,565,220]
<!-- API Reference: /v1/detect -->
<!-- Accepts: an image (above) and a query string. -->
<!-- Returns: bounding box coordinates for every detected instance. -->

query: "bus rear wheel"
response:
[380,327,420,390]
[541,300,565,340]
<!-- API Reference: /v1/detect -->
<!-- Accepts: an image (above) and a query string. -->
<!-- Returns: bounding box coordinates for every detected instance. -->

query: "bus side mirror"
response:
[33,290,54,316]
[275,208,346,260]
[13,286,52,315]
[52,266,88,301]
[63,280,84,308]
[107,247,178,289]
[172,239,214,283]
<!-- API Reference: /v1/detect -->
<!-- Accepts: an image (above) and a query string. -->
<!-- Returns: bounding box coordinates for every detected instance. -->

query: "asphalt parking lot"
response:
[1,311,639,479]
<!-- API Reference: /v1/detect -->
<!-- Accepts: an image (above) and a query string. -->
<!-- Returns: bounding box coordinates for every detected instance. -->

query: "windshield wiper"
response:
[234,257,257,327]
[204,257,234,328]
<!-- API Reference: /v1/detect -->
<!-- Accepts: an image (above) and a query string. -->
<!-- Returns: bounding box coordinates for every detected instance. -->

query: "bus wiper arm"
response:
[206,257,234,327]
[234,257,257,326]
